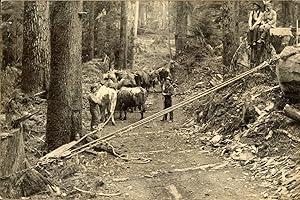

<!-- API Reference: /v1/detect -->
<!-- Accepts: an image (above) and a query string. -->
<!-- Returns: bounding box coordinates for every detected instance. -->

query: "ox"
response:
[117,87,147,120]
[88,85,117,129]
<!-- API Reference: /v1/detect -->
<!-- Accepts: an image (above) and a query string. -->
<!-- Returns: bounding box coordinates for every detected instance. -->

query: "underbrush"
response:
[174,51,300,199]
[0,66,21,113]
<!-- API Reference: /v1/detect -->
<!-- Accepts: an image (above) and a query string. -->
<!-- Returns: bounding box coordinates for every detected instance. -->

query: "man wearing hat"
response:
[258,2,277,43]
[248,2,263,46]
[161,76,175,122]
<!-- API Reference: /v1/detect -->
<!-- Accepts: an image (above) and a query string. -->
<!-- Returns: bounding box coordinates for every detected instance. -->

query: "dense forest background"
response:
[0,1,300,199]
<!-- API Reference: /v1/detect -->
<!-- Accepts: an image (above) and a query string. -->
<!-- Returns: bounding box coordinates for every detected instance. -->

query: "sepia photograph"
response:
[0,0,299,199]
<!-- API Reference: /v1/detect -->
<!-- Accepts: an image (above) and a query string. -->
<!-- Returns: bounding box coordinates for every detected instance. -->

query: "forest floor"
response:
[66,92,266,200]
[4,34,299,199]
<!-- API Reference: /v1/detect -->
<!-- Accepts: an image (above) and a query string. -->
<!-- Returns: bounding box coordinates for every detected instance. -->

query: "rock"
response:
[210,134,222,146]
[231,150,255,161]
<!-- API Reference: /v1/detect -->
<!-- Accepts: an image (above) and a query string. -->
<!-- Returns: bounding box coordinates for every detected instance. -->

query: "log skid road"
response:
[85,92,266,200]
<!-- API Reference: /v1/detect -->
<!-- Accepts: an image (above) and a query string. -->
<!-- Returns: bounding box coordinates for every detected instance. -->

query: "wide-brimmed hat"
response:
[253,2,261,8]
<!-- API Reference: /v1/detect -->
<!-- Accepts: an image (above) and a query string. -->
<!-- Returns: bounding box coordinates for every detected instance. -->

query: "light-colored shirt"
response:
[262,9,277,28]
[249,10,263,28]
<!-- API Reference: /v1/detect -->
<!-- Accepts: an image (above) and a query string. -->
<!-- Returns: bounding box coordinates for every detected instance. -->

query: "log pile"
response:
[276,46,300,103]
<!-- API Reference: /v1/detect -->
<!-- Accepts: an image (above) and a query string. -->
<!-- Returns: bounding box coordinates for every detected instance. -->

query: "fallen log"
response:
[283,104,300,122]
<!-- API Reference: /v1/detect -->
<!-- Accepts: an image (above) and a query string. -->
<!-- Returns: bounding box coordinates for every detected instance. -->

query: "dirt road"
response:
[78,92,266,200]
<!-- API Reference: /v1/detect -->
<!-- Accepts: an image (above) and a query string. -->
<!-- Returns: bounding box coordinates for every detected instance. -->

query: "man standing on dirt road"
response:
[161,77,175,122]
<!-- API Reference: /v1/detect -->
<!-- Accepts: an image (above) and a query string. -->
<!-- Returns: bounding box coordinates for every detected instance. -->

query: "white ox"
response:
[89,85,117,126]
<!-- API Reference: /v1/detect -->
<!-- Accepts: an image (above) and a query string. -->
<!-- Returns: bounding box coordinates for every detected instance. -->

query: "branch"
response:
[12,110,40,127]
[74,186,123,197]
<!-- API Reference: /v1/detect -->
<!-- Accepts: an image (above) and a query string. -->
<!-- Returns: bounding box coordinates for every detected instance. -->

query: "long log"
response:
[283,104,300,122]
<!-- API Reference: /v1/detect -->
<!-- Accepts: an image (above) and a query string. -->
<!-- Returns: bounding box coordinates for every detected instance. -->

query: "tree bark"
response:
[175,1,188,56]
[86,1,95,61]
[282,1,297,27]
[133,0,139,38]
[47,1,83,151]
[168,0,173,59]
[120,0,128,69]
[22,1,50,95]
[0,1,2,72]
[139,2,146,27]
[0,1,2,105]
[222,1,240,67]
[12,2,18,65]
[162,1,167,29]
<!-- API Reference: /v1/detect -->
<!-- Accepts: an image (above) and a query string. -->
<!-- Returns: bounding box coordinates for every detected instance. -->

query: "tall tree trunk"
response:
[168,0,173,59]
[22,1,50,94]
[134,0,139,38]
[47,1,83,151]
[282,2,292,27]
[86,1,95,61]
[162,1,167,29]
[120,0,128,69]
[12,2,18,65]
[0,1,2,72]
[222,1,240,67]
[175,1,188,56]
[0,1,2,105]
[139,2,146,27]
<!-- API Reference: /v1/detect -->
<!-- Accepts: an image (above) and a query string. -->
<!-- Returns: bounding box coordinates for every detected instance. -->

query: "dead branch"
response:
[172,163,217,172]
[33,90,46,97]
[74,186,122,197]
[12,110,40,128]
[275,129,300,143]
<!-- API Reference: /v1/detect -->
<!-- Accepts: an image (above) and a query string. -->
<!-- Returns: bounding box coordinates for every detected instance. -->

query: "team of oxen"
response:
[88,67,171,130]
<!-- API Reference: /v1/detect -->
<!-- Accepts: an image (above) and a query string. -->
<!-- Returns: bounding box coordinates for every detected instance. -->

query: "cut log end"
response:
[283,104,300,122]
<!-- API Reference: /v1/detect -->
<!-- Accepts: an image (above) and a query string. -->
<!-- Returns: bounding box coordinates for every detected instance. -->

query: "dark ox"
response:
[117,87,147,120]
[134,70,151,91]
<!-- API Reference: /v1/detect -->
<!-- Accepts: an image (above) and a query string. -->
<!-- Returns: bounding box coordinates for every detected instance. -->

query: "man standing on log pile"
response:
[248,2,263,47]
[257,2,277,44]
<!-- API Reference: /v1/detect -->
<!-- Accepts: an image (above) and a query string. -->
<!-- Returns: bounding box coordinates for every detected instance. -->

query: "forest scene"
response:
[0,0,300,199]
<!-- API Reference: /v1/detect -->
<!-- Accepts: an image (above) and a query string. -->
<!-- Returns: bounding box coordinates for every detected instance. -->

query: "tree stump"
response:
[0,128,25,198]
[0,127,50,198]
